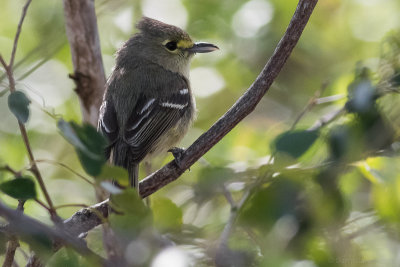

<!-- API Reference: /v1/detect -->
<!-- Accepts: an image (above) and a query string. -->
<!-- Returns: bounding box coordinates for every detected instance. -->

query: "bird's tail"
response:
[128,162,139,189]
[112,140,139,190]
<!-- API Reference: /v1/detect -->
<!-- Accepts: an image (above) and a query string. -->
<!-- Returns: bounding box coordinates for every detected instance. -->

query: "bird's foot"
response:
[168,147,185,169]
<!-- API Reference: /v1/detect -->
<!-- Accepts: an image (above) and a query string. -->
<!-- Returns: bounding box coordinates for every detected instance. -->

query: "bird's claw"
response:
[168,147,185,169]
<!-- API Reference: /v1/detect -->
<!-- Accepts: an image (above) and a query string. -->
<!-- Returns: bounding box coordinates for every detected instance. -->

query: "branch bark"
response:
[0,201,110,267]
[2,200,24,267]
[62,0,106,126]
[138,0,319,198]
[61,0,319,237]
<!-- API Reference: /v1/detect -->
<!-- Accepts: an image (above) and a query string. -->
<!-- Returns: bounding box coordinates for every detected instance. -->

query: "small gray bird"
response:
[98,17,218,189]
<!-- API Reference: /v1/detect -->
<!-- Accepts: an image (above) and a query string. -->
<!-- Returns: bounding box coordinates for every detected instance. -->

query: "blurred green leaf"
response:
[0,176,36,200]
[97,164,129,186]
[57,119,88,152]
[238,176,316,245]
[48,248,79,267]
[328,126,351,160]
[57,119,107,176]
[152,197,182,233]
[8,91,31,123]
[25,234,53,261]
[272,130,319,158]
[390,69,400,87]
[239,178,302,229]
[194,166,235,202]
[109,189,152,240]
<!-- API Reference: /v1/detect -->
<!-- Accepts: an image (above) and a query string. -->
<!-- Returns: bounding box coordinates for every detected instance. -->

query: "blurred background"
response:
[1,0,400,266]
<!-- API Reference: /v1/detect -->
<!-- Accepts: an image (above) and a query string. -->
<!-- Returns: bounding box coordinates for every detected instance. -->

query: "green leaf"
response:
[57,119,87,152]
[48,248,80,267]
[152,197,182,232]
[238,177,307,231]
[109,189,152,241]
[97,164,129,186]
[0,176,36,200]
[76,150,105,177]
[194,166,235,203]
[272,130,319,158]
[8,91,31,123]
[57,119,107,176]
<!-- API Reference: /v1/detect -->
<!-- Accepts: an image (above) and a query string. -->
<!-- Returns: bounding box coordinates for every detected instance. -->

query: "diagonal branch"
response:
[138,0,319,198]
[62,0,319,237]
[0,201,110,267]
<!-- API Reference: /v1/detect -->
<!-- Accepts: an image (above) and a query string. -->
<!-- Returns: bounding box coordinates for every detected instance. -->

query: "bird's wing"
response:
[98,96,119,158]
[124,87,191,162]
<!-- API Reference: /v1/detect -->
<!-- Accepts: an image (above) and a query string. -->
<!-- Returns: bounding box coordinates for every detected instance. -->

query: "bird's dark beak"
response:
[187,42,219,53]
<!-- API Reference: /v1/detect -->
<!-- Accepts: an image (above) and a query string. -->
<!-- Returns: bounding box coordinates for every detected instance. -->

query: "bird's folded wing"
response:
[124,89,190,162]
[98,97,119,154]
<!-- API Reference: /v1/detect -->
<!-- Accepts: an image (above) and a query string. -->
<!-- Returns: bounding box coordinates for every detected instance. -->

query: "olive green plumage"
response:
[98,17,218,189]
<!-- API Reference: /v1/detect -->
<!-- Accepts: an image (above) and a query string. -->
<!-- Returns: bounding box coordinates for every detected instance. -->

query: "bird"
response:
[98,17,219,190]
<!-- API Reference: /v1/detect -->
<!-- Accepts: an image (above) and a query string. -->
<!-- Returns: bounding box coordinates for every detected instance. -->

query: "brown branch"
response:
[138,0,319,198]
[2,201,24,267]
[60,0,319,238]
[0,0,57,219]
[35,159,94,185]
[0,201,110,267]
[2,236,19,267]
[62,0,106,126]
[63,199,109,237]
[9,0,32,69]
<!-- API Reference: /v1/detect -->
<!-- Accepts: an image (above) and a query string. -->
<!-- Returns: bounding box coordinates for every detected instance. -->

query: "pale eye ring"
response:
[165,41,178,51]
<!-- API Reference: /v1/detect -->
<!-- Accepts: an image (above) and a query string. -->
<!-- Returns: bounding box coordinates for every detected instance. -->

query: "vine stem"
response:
[0,0,57,219]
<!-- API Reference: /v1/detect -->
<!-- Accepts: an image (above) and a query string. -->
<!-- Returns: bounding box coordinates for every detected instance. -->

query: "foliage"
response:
[7,91,31,124]
[0,176,36,200]
[1,0,400,266]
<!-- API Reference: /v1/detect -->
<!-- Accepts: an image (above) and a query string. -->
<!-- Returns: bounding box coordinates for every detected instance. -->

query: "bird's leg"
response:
[168,147,185,169]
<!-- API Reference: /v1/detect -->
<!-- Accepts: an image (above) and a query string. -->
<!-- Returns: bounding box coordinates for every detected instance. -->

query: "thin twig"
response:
[54,204,88,210]
[308,107,345,131]
[221,185,236,208]
[34,199,51,212]
[215,190,252,266]
[9,0,33,69]
[0,165,20,176]
[35,159,94,185]
[0,0,57,219]
[291,81,329,130]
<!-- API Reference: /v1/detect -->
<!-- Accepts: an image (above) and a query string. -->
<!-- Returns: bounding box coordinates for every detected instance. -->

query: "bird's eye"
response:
[165,41,178,51]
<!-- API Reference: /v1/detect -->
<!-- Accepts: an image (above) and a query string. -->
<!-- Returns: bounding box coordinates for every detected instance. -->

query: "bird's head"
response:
[117,17,219,78]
